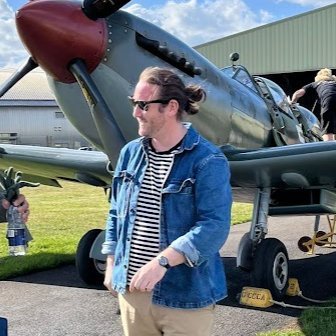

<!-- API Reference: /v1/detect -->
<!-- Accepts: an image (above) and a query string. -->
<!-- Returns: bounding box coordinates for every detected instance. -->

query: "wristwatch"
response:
[157,255,171,269]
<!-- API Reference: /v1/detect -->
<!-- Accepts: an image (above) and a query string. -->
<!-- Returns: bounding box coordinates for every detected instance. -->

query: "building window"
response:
[55,111,65,118]
[54,143,69,148]
[0,133,17,144]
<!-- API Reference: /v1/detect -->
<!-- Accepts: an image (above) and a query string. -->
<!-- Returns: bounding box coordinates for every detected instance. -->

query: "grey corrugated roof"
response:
[195,3,336,75]
[0,68,56,100]
[195,3,336,49]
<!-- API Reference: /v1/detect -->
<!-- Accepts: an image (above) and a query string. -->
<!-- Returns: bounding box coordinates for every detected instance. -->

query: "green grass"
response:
[257,302,336,335]
[232,202,253,224]
[0,182,109,279]
[298,304,336,335]
[0,182,252,279]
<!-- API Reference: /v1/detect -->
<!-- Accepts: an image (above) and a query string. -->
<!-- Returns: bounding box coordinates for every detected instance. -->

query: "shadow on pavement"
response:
[8,251,336,319]
[220,252,336,317]
[8,263,105,290]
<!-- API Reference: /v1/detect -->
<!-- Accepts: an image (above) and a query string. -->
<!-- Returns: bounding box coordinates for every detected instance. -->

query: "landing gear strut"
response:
[237,188,289,300]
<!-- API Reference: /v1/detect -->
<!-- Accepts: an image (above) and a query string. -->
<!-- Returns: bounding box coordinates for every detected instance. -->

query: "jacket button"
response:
[124,265,127,269]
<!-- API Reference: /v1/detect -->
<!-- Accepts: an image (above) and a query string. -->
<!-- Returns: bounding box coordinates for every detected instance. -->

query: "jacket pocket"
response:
[162,178,196,241]
[163,178,195,195]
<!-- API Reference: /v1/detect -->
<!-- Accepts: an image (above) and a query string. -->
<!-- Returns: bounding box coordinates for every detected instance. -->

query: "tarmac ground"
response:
[1,215,336,335]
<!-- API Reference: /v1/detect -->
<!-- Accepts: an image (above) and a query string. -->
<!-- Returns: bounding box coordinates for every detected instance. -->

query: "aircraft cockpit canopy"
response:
[260,78,292,116]
[221,66,258,93]
[221,65,293,116]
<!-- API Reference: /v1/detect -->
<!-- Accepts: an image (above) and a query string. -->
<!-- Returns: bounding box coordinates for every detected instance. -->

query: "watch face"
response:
[158,256,170,268]
[160,256,168,265]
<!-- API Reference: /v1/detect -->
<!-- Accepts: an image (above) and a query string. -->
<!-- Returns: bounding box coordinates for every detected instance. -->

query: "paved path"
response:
[1,215,336,336]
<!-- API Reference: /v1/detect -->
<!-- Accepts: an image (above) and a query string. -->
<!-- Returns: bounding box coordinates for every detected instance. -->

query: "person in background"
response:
[102,67,232,336]
[290,68,336,141]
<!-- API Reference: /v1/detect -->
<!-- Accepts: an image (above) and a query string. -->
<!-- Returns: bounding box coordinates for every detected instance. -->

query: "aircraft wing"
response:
[0,144,111,188]
[0,140,334,199]
[224,140,336,214]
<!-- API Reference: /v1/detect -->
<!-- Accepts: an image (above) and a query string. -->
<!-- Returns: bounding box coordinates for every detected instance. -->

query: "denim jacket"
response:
[102,125,232,309]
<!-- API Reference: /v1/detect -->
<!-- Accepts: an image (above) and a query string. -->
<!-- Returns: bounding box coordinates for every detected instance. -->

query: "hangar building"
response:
[0,69,90,148]
[195,3,336,113]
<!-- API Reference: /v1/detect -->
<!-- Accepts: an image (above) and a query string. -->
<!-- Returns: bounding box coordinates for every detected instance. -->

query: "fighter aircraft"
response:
[0,0,335,300]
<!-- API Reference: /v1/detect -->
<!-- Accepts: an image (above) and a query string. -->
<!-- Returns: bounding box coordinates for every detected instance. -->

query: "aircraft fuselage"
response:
[49,11,274,154]
[16,0,280,165]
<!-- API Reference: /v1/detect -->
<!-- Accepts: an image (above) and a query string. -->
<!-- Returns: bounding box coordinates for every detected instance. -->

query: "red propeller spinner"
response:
[16,0,107,83]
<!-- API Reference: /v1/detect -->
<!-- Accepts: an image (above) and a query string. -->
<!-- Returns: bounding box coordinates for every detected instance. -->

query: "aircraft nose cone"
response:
[16,0,107,83]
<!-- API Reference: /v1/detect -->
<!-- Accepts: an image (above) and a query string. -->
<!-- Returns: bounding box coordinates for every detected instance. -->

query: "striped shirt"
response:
[127,144,175,284]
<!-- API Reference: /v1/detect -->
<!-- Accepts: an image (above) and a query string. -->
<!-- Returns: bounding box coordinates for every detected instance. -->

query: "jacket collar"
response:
[140,123,200,153]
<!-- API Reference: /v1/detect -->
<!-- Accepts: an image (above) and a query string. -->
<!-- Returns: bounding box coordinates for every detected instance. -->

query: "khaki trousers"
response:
[118,290,215,336]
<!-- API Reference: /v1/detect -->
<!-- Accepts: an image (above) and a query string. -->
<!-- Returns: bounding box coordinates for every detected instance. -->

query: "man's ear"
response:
[167,99,179,117]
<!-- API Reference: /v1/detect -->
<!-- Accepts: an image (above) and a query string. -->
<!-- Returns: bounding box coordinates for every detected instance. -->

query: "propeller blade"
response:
[69,59,126,166]
[82,0,131,20]
[0,57,38,97]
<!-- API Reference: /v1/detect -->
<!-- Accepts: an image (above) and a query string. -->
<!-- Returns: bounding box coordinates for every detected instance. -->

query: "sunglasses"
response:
[128,96,171,111]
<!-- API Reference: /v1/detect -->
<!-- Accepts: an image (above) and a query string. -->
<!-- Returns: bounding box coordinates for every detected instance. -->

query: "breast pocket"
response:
[162,178,196,240]
[164,178,195,194]
[113,170,136,218]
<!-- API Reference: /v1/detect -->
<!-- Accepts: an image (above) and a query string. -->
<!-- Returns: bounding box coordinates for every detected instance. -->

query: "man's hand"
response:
[129,258,167,292]
[104,255,118,297]
[2,194,30,223]
[129,247,186,292]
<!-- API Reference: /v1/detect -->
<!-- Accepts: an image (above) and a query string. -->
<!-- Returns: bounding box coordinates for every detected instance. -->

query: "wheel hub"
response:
[273,252,288,290]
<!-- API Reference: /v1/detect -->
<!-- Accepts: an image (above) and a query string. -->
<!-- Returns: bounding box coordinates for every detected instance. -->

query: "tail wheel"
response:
[315,231,329,246]
[297,236,312,252]
[76,229,105,285]
[251,238,289,301]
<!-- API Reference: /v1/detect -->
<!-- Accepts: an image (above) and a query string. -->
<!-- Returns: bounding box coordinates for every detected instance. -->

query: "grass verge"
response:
[257,301,336,335]
[0,182,252,279]
[0,182,109,279]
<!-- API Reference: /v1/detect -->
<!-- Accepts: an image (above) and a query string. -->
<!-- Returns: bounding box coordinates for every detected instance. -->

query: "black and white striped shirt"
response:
[127,144,175,284]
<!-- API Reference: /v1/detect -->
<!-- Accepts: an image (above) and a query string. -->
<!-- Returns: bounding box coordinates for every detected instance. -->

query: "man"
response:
[102,67,232,336]
[290,68,336,141]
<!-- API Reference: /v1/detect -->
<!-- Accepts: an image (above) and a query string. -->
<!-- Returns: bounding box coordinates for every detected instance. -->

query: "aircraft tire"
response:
[297,236,312,252]
[76,229,105,285]
[251,238,289,301]
[316,231,328,246]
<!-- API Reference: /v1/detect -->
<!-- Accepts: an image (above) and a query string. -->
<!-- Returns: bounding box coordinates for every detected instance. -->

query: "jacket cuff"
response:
[170,236,201,267]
